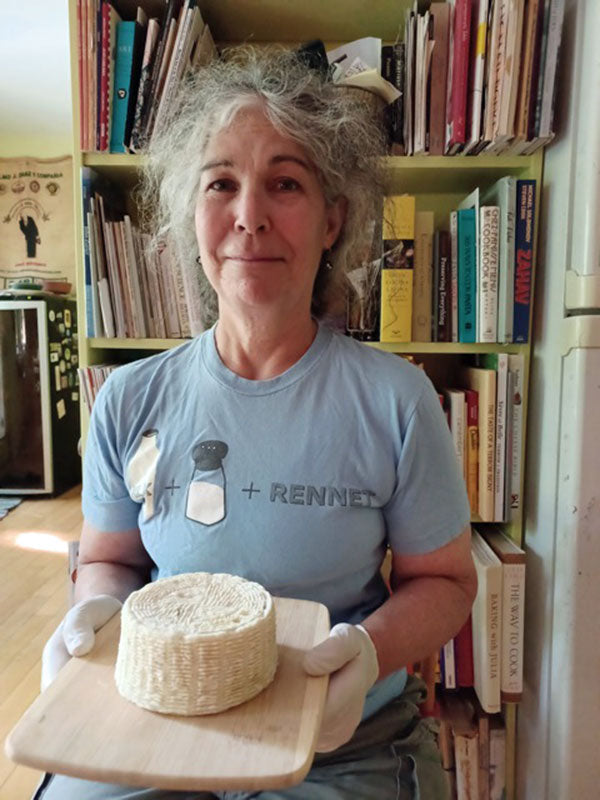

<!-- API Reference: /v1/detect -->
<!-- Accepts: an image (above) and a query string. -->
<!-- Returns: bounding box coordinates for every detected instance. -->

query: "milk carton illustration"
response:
[125,429,160,521]
[186,440,228,525]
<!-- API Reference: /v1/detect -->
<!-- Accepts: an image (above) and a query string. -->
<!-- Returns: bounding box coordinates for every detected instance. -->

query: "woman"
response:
[39,48,476,800]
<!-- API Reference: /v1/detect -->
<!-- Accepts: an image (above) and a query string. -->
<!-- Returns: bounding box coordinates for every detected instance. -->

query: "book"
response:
[479,353,508,521]
[464,387,479,515]
[472,694,491,800]
[441,691,480,799]
[445,0,473,154]
[509,0,543,154]
[513,179,536,342]
[538,0,566,138]
[457,207,477,343]
[428,3,450,155]
[489,716,506,800]
[450,211,459,342]
[481,527,526,702]
[478,206,500,343]
[380,195,415,343]
[460,365,496,521]
[471,530,502,713]
[442,638,457,690]
[463,0,490,154]
[99,1,123,151]
[481,177,516,343]
[445,388,467,484]
[454,614,475,687]
[412,211,434,342]
[434,229,452,342]
[507,353,524,520]
[129,17,161,153]
[109,18,146,153]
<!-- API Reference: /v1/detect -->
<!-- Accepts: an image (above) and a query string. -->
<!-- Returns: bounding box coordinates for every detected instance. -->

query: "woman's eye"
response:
[276,177,300,191]
[207,178,236,192]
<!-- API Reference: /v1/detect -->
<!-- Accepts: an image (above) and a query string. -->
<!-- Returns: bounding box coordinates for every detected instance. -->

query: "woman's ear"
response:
[324,196,348,250]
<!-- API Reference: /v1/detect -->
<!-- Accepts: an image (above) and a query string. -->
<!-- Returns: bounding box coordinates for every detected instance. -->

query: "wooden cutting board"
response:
[5,596,330,791]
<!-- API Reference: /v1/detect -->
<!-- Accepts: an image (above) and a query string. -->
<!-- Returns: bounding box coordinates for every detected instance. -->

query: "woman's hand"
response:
[41,595,122,691]
[303,622,379,753]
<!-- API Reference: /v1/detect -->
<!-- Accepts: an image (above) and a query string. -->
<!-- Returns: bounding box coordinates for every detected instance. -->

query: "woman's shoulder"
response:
[95,334,204,401]
[327,328,429,390]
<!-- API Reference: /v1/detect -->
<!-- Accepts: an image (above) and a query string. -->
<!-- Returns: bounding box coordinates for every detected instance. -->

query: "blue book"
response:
[513,180,536,343]
[110,20,144,153]
[457,207,477,343]
[81,167,96,337]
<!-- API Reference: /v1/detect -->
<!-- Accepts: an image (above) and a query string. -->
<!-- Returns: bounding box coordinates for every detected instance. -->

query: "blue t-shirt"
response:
[82,323,470,718]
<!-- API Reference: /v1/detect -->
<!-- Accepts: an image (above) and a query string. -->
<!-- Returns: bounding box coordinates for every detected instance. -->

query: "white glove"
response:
[303,622,379,753]
[41,595,122,691]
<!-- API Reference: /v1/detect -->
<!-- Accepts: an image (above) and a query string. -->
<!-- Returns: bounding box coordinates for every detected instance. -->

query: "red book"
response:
[455,614,475,687]
[99,2,110,150]
[445,0,473,154]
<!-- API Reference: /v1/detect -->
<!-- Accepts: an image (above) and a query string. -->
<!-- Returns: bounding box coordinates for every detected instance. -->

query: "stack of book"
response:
[437,528,526,714]
[378,178,536,345]
[384,0,565,155]
[437,688,507,800]
[77,0,217,153]
[440,351,525,522]
[81,167,206,339]
[77,363,119,413]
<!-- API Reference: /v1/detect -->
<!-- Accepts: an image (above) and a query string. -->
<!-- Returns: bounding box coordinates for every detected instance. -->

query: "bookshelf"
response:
[67,2,545,798]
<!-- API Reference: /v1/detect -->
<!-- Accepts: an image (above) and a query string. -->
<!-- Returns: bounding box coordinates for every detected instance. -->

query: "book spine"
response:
[472,538,502,713]
[539,0,566,136]
[494,354,508,521]
[412,211,434,342]
[432,230,440,341]
[507,354,524,519]
[465,387,479,515]
[445,0,472,152]
[513,180,536,342]
[489,726,506,800]
[442,639,456,689]
[500,560,525,701]
[438,230,452,343]
[450,211,459,342]
[457,208,477,343]
[110,22,135,153]
[498,177,516,342]
[380,196,415,343]
[454,614,475,687]
[428,4,449,155]
[479,206,500,343]
[464,0,489,151]
[130,19,160,152]
[81,170,95,337]
[99,3,109,150]
[455,733,480,799]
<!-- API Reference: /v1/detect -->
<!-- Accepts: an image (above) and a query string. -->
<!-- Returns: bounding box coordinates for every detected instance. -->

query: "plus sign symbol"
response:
[242,482,261,500]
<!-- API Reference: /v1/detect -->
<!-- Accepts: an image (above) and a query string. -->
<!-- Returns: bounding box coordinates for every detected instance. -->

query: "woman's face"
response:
[194,106,345,320]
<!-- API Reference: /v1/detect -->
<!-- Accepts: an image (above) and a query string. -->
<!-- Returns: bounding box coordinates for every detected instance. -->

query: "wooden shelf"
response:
[88,337,529,355]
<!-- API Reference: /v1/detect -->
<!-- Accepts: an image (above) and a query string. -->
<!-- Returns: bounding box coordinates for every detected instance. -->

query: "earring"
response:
[322,250,333,271]
[195,255,202,266]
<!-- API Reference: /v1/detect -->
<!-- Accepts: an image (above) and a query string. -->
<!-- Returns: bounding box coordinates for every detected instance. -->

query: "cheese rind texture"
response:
[115,572,278,715]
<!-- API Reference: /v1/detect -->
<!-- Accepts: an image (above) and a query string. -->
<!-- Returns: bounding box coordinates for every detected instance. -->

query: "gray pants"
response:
[34,676,448,800]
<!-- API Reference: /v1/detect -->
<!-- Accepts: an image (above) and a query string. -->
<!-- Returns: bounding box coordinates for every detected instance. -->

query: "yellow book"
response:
[412,210,435,342]
[380,195,416,342]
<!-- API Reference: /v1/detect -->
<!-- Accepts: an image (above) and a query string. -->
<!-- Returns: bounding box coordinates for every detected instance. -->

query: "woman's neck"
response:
[213,309,318,380]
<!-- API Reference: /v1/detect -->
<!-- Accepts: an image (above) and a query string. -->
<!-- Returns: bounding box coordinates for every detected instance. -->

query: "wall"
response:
[0,0,72,157]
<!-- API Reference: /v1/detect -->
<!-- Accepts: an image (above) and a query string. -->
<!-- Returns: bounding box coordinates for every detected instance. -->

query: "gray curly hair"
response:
[138,46,386,327]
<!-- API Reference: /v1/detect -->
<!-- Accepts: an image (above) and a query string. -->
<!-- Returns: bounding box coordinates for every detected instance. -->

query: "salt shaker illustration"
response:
[125,429,160,521]
[186,440,229,525]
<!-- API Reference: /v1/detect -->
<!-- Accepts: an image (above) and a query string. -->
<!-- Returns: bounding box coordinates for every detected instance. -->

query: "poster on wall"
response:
[0,156,75,290]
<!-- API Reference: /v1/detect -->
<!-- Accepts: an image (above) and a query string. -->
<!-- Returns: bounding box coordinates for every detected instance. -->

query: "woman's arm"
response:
[361,525,477,680]
[74,518,154,604]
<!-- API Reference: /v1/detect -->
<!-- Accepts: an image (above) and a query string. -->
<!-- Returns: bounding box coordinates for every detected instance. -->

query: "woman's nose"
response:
[233,186,270,234]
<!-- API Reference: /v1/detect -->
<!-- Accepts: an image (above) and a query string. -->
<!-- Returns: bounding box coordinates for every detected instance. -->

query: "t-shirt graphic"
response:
[186,439,229,526]
[125,429,160,521]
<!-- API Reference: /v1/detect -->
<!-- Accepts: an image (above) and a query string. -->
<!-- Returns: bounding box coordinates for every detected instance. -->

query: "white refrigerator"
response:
[517,1,600,798]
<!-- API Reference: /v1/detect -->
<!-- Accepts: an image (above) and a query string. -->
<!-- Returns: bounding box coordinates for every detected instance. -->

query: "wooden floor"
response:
[0,486,83,800]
